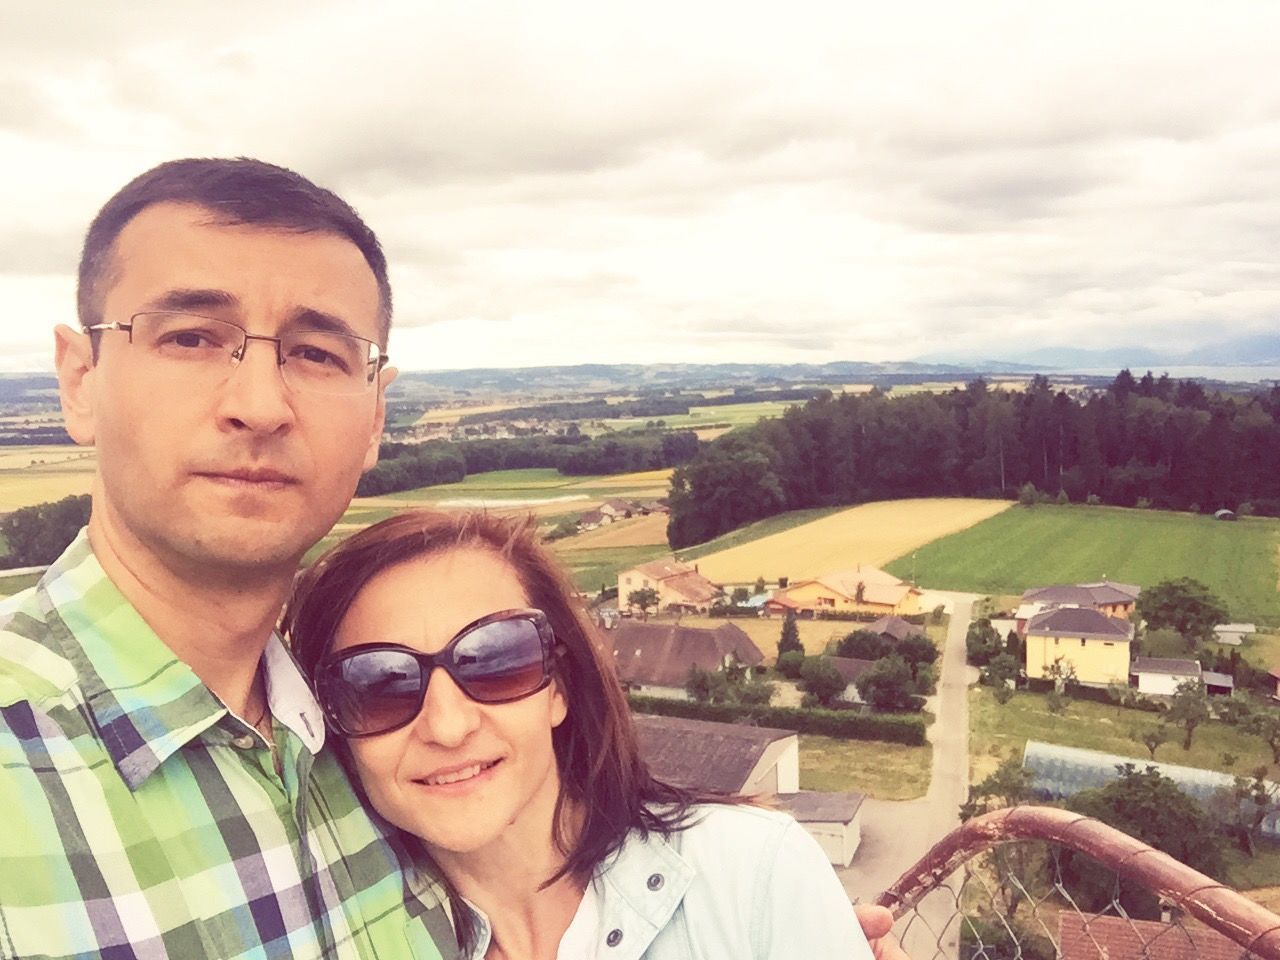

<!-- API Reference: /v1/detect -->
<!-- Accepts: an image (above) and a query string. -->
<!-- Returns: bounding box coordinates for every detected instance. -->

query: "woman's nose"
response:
[412,667,482,747]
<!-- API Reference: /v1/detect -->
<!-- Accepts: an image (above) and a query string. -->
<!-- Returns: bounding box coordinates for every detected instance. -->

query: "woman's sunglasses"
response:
[313,608,559,737]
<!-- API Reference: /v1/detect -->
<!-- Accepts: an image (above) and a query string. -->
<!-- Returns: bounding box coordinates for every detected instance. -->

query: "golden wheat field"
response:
[694,497,1012,584]
[555,512,669,550]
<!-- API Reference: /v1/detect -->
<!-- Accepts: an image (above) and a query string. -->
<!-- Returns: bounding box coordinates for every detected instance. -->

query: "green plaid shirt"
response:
[0,531,457,960]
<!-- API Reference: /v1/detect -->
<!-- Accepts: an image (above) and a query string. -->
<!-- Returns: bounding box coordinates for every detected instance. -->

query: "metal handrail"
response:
[875,804,1280,959]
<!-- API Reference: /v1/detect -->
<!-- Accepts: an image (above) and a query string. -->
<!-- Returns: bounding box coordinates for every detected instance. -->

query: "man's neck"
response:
[85,513,296,718]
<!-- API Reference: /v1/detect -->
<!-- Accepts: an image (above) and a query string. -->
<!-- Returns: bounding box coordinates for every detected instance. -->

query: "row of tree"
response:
[667,370,1280,547]
[358,430,700,497]
[0,494,91,568]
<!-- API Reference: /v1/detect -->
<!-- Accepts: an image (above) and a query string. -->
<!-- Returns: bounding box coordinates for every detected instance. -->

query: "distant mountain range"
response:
[917,333,1280,370]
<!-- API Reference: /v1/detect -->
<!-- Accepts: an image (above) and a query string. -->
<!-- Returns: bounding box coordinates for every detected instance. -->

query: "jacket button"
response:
[606,929,623,947]
[232,734,255,750]
[646,873,664,891]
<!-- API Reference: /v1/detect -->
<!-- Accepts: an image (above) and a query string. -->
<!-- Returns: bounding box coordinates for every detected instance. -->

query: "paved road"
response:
[837,592,980,958]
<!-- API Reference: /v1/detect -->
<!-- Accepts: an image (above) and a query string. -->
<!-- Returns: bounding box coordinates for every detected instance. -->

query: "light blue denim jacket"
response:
[463,804,874,959]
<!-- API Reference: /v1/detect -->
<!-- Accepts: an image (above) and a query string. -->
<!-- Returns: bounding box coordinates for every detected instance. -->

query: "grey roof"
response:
[1022,741,1280,840]
[1130,657,1201,676]
[633,715,794,794]
[823,656,876,684]
[776,790,864,823]
[607,621,763,686]
[865,615,920,642]
[1022,581,1141,606]
[1027,607,1132,639]
[1203,671,1235,689]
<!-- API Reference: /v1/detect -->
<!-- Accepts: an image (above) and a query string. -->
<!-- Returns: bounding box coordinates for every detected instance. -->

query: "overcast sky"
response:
[2,1,1278,372]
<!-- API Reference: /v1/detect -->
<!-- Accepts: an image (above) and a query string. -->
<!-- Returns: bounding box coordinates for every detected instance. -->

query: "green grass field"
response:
[600,400,798,434]
[887,504,1280,625]
[799,734,931,800]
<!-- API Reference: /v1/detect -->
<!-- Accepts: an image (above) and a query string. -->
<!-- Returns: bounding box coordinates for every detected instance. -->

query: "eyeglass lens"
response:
[131,312,379,395]
[323,617,549,736]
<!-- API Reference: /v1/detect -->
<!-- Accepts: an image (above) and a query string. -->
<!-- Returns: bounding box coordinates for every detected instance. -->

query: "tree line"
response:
[357,430,700,497]
[667,370,1280,548]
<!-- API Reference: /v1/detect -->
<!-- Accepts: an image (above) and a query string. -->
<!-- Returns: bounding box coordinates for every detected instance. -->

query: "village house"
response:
[1057,913,1240,960]
[617,557,722,614]
[824,656,875,704]
[1024,606,1132,686]
[764,565,922,618]
[633,715,864,866]
[863,615,922,644]
[1016,580,1141,635]
[603,620,764,699]
[598,498,635,520]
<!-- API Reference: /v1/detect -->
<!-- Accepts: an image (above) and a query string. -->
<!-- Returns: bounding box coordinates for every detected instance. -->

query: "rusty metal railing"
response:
[875,805,1280,959]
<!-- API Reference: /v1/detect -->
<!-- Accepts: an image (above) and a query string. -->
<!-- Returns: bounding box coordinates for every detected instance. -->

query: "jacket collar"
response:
[593,828,696,960]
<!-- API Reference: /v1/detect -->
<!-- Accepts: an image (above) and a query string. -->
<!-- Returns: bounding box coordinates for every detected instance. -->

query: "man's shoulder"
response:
[0,584,78,710]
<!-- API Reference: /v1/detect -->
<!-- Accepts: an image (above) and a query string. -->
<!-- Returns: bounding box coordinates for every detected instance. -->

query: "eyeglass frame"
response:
[83,311,390,394]
[312,608,564,738]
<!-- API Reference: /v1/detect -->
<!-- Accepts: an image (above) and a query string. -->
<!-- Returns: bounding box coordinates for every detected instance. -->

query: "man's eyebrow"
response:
[285,308,362,339]
[143,288,240,312]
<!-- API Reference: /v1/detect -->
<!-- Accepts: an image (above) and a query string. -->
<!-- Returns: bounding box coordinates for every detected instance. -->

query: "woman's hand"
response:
[853,904,910,960]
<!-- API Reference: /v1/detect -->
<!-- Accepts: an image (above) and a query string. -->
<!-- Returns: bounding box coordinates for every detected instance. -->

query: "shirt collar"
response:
[40,529,324,789]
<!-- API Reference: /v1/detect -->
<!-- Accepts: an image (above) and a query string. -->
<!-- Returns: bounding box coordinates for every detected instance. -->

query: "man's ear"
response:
[55,324,96,446]
[363,365,397,472]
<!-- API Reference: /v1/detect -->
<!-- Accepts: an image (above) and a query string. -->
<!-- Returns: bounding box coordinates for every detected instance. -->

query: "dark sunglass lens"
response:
[326,650,423,735]
[452,617,548,702]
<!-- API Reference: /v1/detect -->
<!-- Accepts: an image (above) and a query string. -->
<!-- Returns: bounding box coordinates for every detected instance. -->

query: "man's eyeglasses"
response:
[313,609,560,738]
[84,312,388,397]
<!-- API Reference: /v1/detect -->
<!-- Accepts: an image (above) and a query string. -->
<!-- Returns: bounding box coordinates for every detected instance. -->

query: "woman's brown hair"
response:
[284,509,721,893]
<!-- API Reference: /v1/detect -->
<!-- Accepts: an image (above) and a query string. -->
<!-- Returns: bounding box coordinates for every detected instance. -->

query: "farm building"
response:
[823,656,875,703]
[1023,740,1280,841]
[1020,580,1141,622]
[604,621,764,699]
[617,557,722,614]
[633,715,863,866]
[599,498,635,520]
[1057,914,1240,960]
[1130,657,1201,696]
[633,715,798,796]
[863,615,922,643]
[766,565,922,618]
[1214,622,1256,646]
[775,791,865,867]
[1024,607,1132,686]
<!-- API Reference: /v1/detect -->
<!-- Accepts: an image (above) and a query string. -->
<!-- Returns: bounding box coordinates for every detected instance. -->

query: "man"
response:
[0,158,906,959]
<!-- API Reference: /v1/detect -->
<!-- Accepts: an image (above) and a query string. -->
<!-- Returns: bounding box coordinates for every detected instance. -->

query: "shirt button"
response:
[646,873,664,891]
[232,734,256,750]
[606,929,623,947]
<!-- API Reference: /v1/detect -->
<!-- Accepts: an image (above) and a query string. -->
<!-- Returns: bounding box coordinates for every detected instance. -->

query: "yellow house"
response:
[1025,607,1132,686]
[772,565,922,617]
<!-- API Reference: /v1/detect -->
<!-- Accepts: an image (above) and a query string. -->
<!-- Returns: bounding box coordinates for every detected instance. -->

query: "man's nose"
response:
[215,335,296,433]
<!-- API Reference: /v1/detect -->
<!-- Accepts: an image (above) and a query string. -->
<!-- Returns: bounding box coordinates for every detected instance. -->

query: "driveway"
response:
[837,592,981,956]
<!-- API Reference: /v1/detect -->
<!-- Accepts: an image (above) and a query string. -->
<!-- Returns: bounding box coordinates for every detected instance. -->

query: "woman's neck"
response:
[434,803,587,960]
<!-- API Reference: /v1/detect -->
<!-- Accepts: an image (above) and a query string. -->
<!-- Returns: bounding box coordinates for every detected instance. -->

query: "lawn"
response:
[798,734,931,800]
[968,686,1274,783]
[691,497,1011,585]
[888,504,1280,626]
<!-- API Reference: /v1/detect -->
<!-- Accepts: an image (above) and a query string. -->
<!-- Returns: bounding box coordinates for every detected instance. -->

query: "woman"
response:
[286,509,877,960]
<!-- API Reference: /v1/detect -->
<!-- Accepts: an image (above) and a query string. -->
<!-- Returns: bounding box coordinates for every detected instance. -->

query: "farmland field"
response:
[556,513,668,549]
[887,504,1280,625]
[691,498,1011,585]
[600,400,797,434]
[0,445,95,512]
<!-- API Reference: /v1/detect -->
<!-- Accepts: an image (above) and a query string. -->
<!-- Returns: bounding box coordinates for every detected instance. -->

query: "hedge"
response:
[627,694,928,745]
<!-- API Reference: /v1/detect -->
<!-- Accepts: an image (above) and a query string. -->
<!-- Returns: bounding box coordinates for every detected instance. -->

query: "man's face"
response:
[70,201,391,575]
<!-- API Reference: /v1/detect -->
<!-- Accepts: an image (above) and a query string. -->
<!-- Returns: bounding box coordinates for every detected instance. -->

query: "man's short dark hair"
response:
[77,157,392,343]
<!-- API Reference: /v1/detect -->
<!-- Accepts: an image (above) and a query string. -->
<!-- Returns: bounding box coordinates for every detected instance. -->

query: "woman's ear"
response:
[549,675,568,729]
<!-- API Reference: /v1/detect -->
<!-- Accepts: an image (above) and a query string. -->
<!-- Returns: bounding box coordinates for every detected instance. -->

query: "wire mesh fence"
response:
[875,805,1280,960]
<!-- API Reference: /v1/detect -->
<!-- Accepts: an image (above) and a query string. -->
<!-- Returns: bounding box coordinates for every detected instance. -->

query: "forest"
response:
[666,371,1280,548]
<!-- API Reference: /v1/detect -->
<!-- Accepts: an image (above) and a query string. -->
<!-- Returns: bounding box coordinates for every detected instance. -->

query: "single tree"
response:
[960,755,1036,821]
[730,586,750,605]
[1246,710,1280,764]
[777,610,803,659]
[754,575,766,595]
[1136,578,1228,649]
[965,618,1003,666]
[627,587,660,620]
[837,629,888,660]
[776,650,805,679]
[1165,679,1210,750]
[982,653,1020,690]
[897,633,939,679]
[1210,767,1280,858]
[855,655,917,711]
[1131,725,1167,760]
[799,657,847,708]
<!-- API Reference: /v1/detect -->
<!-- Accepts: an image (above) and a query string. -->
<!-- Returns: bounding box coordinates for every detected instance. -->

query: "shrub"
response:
[776,650,805,679]
[1086,493,1102,506]
[627,694,929,745]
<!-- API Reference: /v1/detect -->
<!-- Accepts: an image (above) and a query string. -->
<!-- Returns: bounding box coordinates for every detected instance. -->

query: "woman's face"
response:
[330,547,568,855]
